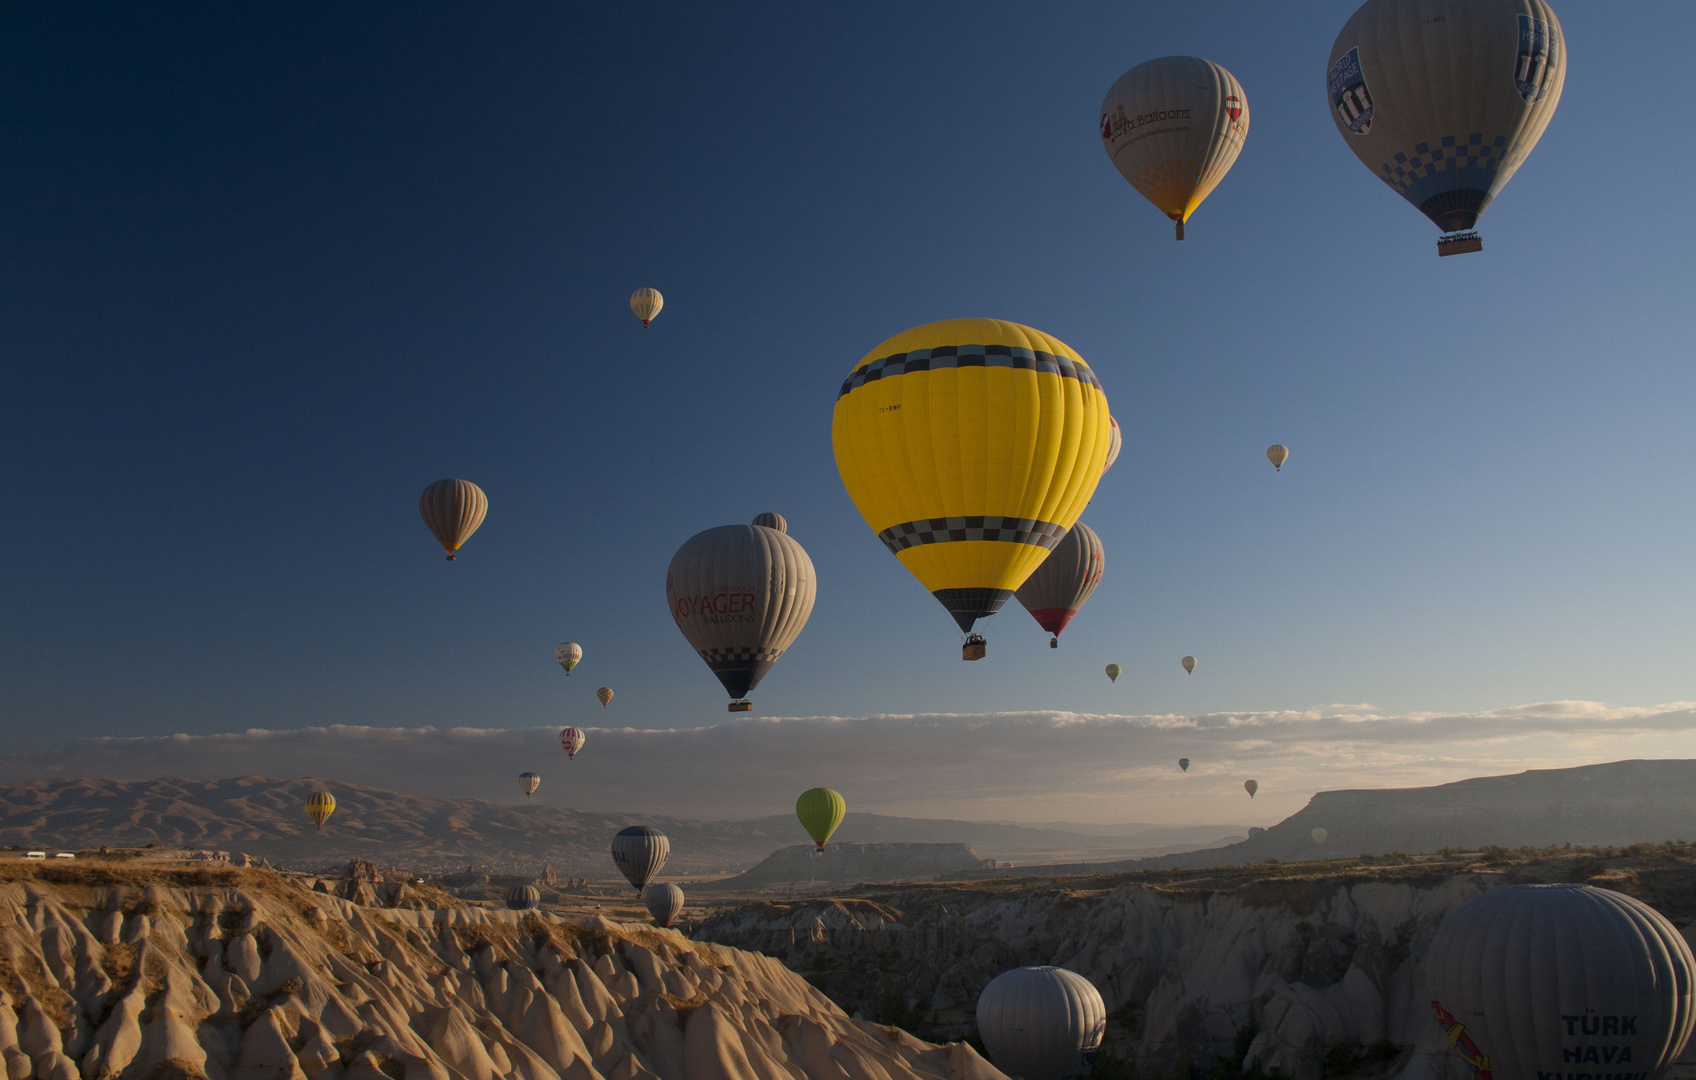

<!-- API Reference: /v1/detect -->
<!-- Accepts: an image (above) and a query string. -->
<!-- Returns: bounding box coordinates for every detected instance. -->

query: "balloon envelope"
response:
[506,885,541,911]
[833,319,1111,637]
[1101,56,1250,239]
[1326,0,1566,237]
[666,522,816,701]
[1014,523,1105,646]
[976,967,1106,1080]
[1312,828,1328,844]
[796,788,846,850]
[1178,758,1190,772]
[559,727,586,758]
[752,512,787,533]
[555,643,582,674]
[1267,445,1289,471]
[419,479,488,560]
[630,287,663,326]
[1426,884,1696,1080]
[596,687,613,708]
[518,772,540,797]
[1244,780,1258,798]
[305,791,335,830]
[1104,664,1121,683]
[610,826,669,893]
[1182,656,1197,673]
[644,883,685,928]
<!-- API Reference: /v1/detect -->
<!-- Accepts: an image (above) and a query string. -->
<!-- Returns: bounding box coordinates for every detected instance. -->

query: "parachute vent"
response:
[1438,232,1483,257]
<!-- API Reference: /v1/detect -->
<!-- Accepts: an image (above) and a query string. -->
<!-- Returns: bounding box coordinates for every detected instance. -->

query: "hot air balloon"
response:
[1101,57,1250,241]
[666,516,817,712]
[1426,885,1696,1080]
[419,479,488,561]
[596,687,613,708]
[644,883,685,928]
[1326,0,1566,255]
[1015,522,1104,648]
[1178,758,1190,772]
[1267,445,1289,471]
[1244,779,1258,798]
[1182,656,1197,674]
[506,885,541,911]
[1312,828,1328,844]
[1105,664,1121,683]
[555,643,582,675]
[796,788,845,851]
[977,967,1106,1080]
[1102,416,1122,475]
[833,320,1111,660]
[559,727,586,759]
[518,772,540,797]
[610,826,669,893]
[630,287,663,326]
[305,791,335,831]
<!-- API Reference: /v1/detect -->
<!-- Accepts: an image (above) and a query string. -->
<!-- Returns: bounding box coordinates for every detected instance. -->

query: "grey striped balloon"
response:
[976,967,1105,1080]
[610,825,669,893]
[418,479,487,560]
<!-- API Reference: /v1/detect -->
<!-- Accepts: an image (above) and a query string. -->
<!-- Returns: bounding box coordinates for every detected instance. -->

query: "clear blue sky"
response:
[3,2,1693,752]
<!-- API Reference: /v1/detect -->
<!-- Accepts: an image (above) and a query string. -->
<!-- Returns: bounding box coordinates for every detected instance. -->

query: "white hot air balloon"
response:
[554,642,582,675]
[644,883,685,928]
[666,517,816,712]
[518,772,540,797]
[976,967,1106,1080]
[559,727,586,759]
[1426,884,1696,1080]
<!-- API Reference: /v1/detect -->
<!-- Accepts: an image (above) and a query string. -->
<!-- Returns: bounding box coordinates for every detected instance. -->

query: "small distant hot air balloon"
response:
[630,287,663,326]
[644,883,685,928]
[1104,664,1121,683]
[554,643,582,675]
[1015,523,1105,648]
[1267,445,1289,471]
[1244,779,1259,798]
[305,791,336,831]
[1181,656,1197,674]
[610,826,669,893]
[1326,0,1566,254]
[796,788,846,851]
[666,516,816,712]
[419,479,488,561]
[834,320,1111,658]
[596,687,613,708]
[1178,758,1190,772]
[1312,828,1328,844]
[518,772,540,797]
[559,727,586,758]
[977,967,1106,1080]
[1102,56,1250,240]
[1102,416,1122,476]
[1426,885,1696,1080]
[506,885,541,911]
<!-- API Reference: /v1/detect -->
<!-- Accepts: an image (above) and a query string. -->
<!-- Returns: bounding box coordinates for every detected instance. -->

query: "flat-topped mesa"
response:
[0,865,1006,1080]
[706,843,996,891]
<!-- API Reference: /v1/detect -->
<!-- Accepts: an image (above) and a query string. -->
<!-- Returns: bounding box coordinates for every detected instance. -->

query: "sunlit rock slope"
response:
[703,845,994,891]
[0,863,1004,1080]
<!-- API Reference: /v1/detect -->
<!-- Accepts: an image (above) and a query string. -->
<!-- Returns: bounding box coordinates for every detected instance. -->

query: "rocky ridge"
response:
[0,862,1004,1080]
[703,845,994,892]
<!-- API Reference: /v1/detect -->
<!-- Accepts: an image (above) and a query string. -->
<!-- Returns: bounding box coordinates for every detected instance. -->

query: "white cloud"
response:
[4,701,1692,824]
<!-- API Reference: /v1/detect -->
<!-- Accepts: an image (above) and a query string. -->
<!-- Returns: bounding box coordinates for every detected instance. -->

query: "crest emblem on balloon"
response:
[1328,48,1374,135]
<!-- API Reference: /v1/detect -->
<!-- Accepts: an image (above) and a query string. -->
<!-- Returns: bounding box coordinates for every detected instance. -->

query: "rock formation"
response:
[705,845,994,892]
[0,866,1004,1080]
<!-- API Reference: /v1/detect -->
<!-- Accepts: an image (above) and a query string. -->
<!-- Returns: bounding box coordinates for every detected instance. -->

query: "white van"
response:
[24,851,46,860]
[53,852,76,860]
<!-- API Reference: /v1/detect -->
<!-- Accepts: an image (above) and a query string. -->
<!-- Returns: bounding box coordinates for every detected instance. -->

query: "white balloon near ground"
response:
[644,883,685,928]
[975,967,1106,1080]
[1425,884,1696,1080]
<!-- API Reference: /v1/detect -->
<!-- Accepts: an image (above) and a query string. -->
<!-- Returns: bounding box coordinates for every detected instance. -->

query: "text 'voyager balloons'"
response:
[796,788,846,851]
[554,643,581,675]
[419,479,488,561]
[1101,56,1250,241]
[1425,884,1696,1080]
[518,772,540,797]
[1105,664,1121,683]
[1015,522,1105,648]
[832,320,1111,655]
[666,515,816,711]
[559,727,586,759]
[610,826,669,893]
[630,287,663,327]
[977,967,1106,1080]
[644,883,685,928]
[305,791,335,831]
[1326,0,1566,254]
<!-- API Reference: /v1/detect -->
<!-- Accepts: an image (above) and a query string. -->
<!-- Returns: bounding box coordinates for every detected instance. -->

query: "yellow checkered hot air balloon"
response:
[832,319,1111,658]
[305,791,335,831]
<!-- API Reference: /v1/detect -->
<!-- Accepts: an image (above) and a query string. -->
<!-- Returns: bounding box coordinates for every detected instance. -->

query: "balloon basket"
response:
[1437,232,1482,257]
[728,700,752,713]
[962,635,987,661]
[1049,637,1058,649]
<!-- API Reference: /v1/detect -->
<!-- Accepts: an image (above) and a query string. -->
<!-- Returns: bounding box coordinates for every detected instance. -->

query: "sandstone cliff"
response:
[0,862,1004,1080]
[704,845,994,892]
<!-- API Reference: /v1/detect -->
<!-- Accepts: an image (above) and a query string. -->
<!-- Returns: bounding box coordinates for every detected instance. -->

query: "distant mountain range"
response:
[0,776,1240,876]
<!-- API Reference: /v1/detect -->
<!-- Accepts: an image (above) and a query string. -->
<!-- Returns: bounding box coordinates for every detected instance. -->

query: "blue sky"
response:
[2,2,1693,763]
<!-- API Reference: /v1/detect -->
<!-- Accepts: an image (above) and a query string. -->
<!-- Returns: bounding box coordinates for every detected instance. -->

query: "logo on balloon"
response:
[1224,96,1243,123]
[1328,47,1374,135]
[1515,16,1559,104]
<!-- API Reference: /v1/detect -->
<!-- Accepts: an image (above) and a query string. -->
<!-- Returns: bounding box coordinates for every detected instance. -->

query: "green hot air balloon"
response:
[796,788,846,851]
